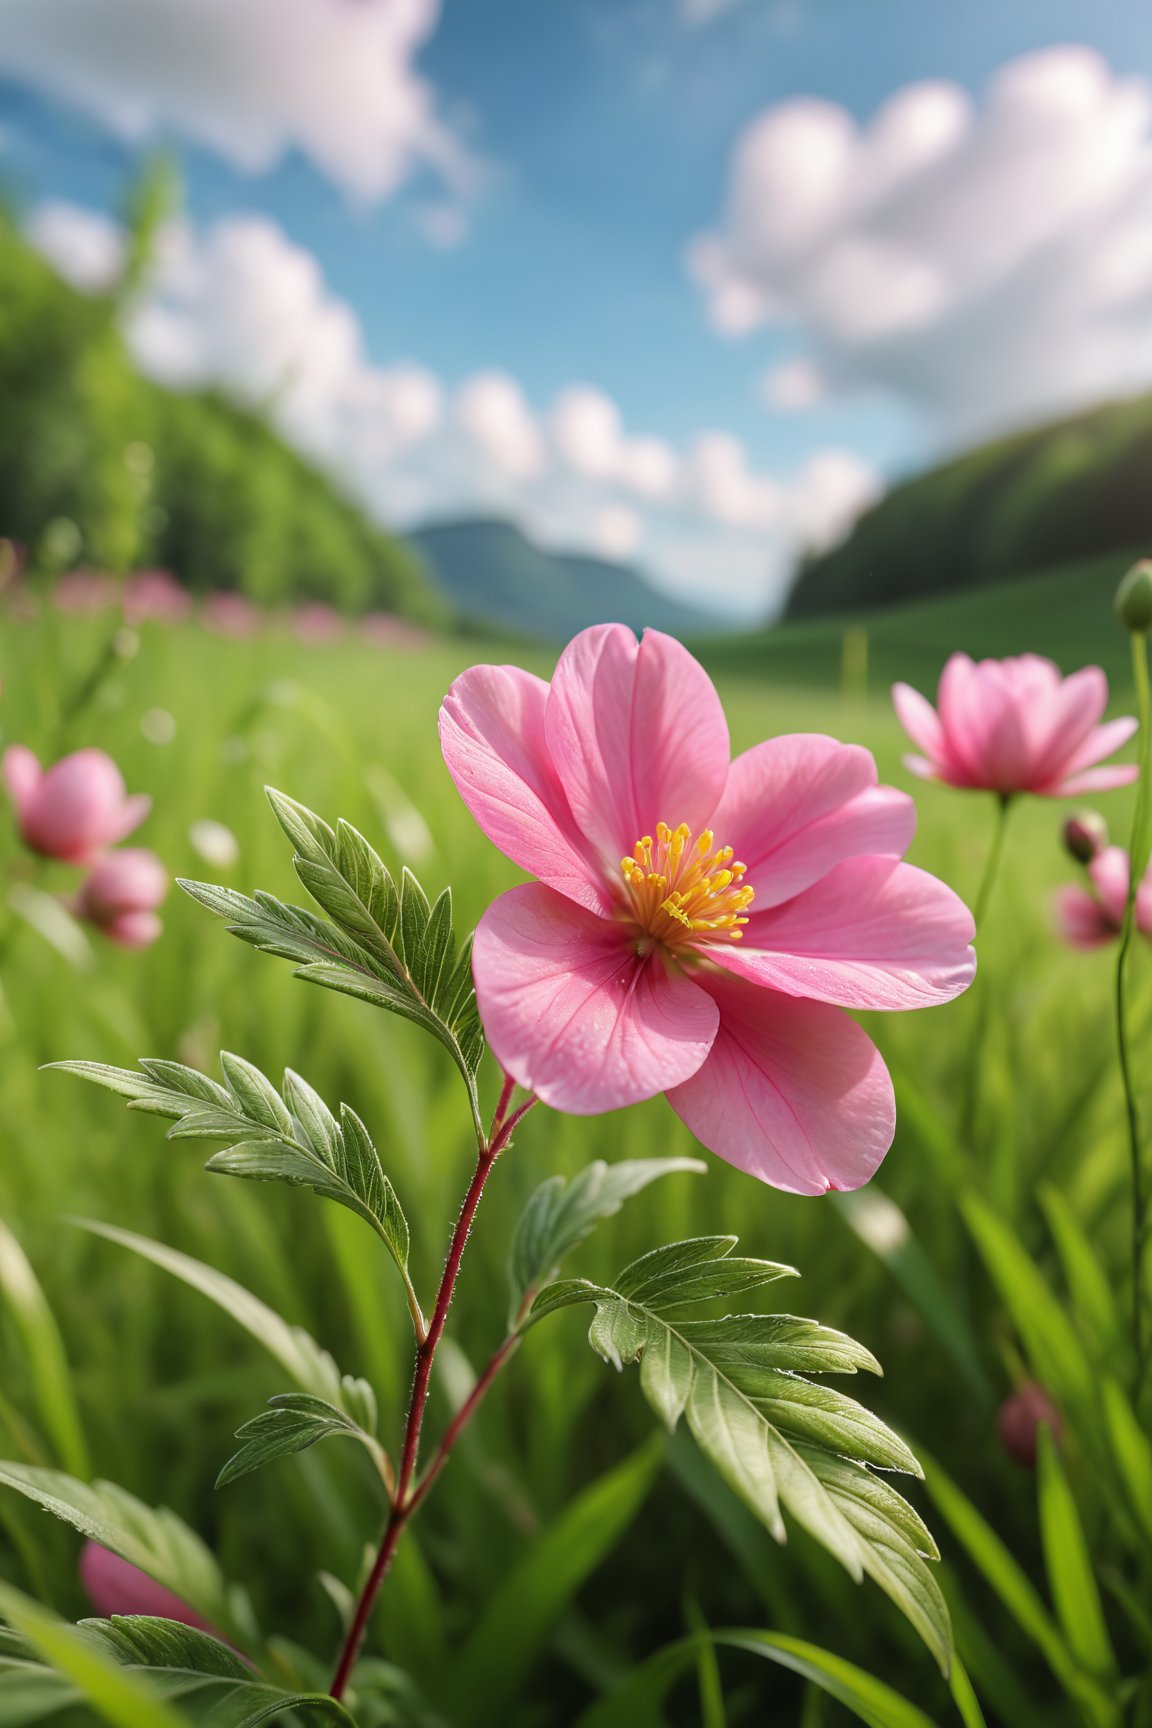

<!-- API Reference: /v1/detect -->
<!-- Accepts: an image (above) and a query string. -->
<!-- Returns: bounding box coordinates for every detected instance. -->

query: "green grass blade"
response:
[1036,1426,1117,1685]
[0,1221,90,1479]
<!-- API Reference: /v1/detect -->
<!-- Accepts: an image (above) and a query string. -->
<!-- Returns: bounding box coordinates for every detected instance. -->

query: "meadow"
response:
[0,590,1149,1727]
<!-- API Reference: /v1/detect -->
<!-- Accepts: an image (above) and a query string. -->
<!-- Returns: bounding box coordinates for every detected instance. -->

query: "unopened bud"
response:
[998,1382,1062,1468]
[1062,810,1108,864]
[1115,559,1152,634]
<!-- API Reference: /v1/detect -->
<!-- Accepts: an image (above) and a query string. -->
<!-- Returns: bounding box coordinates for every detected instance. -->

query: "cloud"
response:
[0,0,475,205]
[30,201,879,618]
[454,372,545,479]
[690,46,1152,436]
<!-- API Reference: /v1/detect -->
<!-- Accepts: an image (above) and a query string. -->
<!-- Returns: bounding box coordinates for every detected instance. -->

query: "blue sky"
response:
[3,0,1152,618]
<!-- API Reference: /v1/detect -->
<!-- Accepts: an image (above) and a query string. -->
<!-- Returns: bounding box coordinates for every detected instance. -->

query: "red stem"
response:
[406,1331,522,1517]
[328,1081,534,1701]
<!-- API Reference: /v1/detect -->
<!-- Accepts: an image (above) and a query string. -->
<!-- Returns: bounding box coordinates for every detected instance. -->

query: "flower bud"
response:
[1062,810,1108,864]
[998,1381,1062,1468]
[1115,559,1152,634]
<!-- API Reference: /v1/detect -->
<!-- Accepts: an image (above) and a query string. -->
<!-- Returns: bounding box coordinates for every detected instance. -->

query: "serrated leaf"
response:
[56,1058,414,1309]
[0,1468,237,1641]
[528,1236,948,1671]
[216,1394,382,1490]
[509,1158,707,1319]
[72,1220,376,1432]
[253,790,485,1102]
[0,1599,353,1727]
[0,1587,191,1728]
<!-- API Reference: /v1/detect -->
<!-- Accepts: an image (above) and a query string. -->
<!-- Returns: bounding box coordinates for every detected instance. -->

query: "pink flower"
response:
[74,848,168,947]
[893,654,1137,797]
[441,625,976,1194]
[201,592,260,637]
[80,1541,212,1629]
[3,747,151,864]
[123,570,193,626]
[293,602,344,644]
[1054,846,1152,949]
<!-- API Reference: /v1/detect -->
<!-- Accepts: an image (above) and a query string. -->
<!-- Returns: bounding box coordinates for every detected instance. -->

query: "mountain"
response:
[408,517,727,642]
[786,392,1152,620]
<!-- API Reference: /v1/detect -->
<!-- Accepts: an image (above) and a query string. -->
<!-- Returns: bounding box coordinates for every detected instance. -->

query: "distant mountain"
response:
[786,392,1152,620]
[408,517,727,642]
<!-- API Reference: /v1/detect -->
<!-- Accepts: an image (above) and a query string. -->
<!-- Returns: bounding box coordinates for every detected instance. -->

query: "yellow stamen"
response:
[619,819,754,949]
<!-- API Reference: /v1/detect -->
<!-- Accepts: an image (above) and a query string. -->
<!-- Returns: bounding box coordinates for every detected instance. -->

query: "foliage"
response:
[786,392,1152,619]
[0,211,441,622]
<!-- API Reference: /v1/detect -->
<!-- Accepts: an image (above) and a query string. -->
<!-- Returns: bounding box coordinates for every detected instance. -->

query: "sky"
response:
[2,0,1152,620]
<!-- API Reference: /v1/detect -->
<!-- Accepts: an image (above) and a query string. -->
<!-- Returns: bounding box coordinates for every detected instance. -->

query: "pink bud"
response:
[75,848,168,947]
[80,1541,213,1629]
[1062,810,1108,865]
[998,1382,1062,1467]
[3,747,151,864]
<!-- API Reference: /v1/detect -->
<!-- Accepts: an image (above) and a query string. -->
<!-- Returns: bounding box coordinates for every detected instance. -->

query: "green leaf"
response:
[189,789,485,1102]
[0,1468,237,1642]
[509,1157,706,1318]
[54,1057,415,1319]
[1036,1426,1117,1683]
[71,1219,377,1433]
[0,1587,191,1728]
[1101,1377,1152,1546]
[216,1394,383,1490]
[529,1237,949,1672]
[921,1450,1115,1726]
[0,1219,90,1478]
[573,1628,940,1728]
[0,1600,353,1727]
[1038,1186,1125,1364]
[442,1440,663,1726]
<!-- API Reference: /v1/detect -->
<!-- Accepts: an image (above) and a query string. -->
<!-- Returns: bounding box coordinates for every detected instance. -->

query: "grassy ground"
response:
[0,593,1146,1725]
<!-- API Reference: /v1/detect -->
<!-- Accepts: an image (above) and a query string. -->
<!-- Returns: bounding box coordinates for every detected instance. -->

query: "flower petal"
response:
[1060,714,1137,775]
[2,745,42,815]
[544,624,730,864]
[713,856,976,1010]
[440,663,611,913]
[1089,845,1131,925]
[473,883,718,1113]
[667,972,895,1195]
[1027,666,1108,787]
[892,683,944,760]
[1056,765,1139,796]
[1053,884,1116,949]
[712,734,914,909]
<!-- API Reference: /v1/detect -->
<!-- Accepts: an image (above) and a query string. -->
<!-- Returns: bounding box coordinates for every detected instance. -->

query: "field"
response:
[0,589,1148,1726]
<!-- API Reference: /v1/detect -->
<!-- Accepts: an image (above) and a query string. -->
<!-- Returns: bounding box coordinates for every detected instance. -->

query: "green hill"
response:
[788,394,1152,620]
[0,210,441,623]
[410,516,726,642]
[701,552,1142,694]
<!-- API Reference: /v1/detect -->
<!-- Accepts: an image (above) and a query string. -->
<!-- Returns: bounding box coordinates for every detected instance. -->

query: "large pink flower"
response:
[2,746,151,864]
[1054,846,1152,950]
[893,654,1137,796]
[441,625,976,1194]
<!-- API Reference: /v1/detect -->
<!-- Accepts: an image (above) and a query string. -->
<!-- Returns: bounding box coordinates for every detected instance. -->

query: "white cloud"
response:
[29,200,879,619]
[454,372,546,480]
[0,0,475,205]
[26,199,125,292]
[548,386,677,498]
[691,46,1152,435]
[763,356,824,411]
[593,504,644,560]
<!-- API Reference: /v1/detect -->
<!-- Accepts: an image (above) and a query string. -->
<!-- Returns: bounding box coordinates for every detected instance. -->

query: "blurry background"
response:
[1,4,1151,1725]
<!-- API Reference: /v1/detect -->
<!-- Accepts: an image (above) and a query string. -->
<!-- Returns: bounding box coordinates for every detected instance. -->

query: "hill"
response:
[0,210,441,623]
[787,394,1152,619]
[701,552,1141,694]
[409,517,726,642]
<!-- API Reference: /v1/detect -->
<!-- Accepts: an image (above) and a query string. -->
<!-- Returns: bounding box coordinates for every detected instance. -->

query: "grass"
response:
[0,592,1147,1726]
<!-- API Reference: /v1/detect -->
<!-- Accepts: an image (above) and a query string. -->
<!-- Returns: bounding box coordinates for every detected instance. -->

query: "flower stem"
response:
[1117,631,1152,1390]
[328,1078,536,1702]
[973,794,1013,932]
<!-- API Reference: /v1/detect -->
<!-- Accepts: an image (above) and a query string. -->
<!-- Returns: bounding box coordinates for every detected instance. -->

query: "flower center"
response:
[620,821,754,949]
